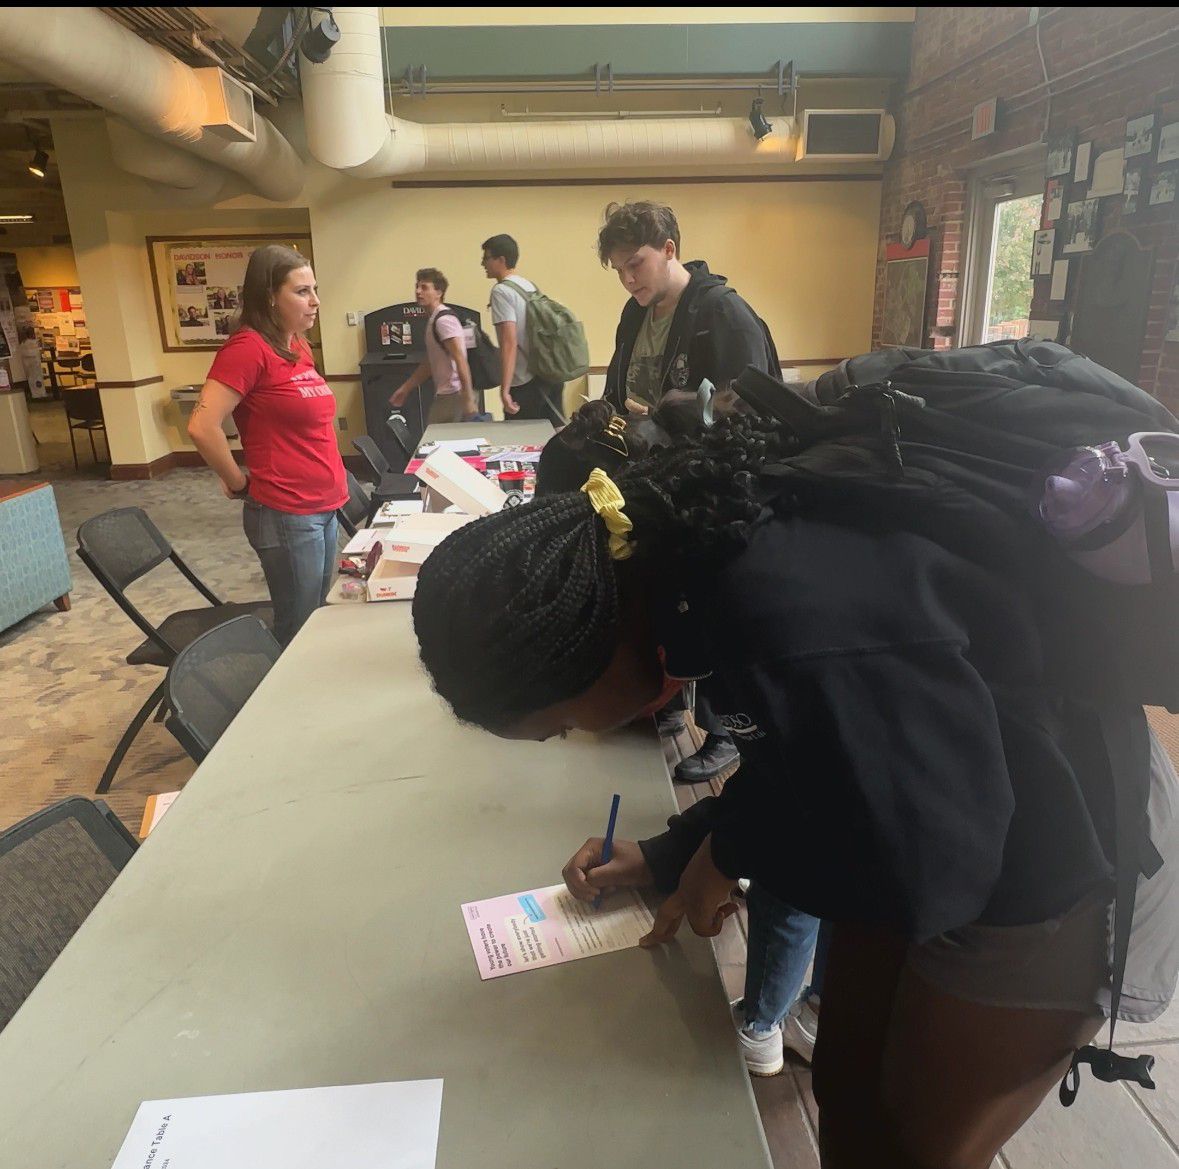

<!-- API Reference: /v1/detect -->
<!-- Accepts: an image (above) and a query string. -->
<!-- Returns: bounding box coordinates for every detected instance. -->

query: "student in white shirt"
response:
[481,234,564,424]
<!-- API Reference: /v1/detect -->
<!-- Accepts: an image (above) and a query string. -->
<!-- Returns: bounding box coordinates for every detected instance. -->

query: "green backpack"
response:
[501,277,590,383]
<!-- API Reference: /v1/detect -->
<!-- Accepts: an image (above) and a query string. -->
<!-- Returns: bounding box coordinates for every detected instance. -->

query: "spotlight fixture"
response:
[300,9,340,65]
[0,214,35,224]
[27,149,48,179]
[749,98,773,141]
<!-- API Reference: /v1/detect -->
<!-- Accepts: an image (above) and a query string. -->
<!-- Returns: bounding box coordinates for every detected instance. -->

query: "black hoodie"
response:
[602,261,779,413]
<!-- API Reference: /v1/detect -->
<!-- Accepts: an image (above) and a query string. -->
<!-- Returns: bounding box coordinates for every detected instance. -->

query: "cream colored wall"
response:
[311,176,880,438]
[49,106,880,467]
[12,246,78,288]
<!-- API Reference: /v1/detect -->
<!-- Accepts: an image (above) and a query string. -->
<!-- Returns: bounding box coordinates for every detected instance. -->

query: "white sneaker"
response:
[731,1001,784,1077]
[782,998,819,1065]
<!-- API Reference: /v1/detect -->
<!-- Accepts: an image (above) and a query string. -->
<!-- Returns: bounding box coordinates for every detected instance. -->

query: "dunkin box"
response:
[414,447,506,516]
[366,512,477,600]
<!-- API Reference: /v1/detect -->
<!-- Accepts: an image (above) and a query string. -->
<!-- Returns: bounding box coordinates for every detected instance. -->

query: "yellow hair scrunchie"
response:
[581,467,634,561]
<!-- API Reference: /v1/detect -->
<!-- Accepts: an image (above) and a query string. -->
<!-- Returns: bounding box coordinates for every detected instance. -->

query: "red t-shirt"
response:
[208,328,347,514]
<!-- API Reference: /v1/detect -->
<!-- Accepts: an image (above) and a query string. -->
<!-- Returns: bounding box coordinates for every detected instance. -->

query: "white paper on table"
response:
[373,499,426,524]
[109,1080,443,1169]
[1088,148,1125,197]
[461,883,654,980]
[484,447,543,464]
[418,437,488,455]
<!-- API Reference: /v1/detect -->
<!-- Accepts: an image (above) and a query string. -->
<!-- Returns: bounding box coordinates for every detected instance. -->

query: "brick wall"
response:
[876,6,1179,411]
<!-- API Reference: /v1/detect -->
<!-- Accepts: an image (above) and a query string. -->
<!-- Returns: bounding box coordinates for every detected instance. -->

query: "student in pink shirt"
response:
[389,268,477,424]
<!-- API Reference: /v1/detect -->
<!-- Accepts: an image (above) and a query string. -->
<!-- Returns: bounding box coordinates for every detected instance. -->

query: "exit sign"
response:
[972,98,998,140]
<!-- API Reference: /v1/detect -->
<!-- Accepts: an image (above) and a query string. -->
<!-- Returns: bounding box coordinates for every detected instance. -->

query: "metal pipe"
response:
[499,105,724,120]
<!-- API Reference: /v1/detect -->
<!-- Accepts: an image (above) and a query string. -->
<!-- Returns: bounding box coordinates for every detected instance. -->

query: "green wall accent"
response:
[381,22,913,81]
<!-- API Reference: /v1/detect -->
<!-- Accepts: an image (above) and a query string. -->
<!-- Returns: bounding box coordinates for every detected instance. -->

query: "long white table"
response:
[0,604,771,1167]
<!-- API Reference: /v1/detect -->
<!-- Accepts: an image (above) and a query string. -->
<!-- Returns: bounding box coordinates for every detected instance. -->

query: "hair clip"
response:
[592,414,629,459]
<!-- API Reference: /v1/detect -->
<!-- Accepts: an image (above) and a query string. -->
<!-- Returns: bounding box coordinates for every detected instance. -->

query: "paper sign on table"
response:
[109,1080,443,1169]
[418,437,488,455]
[461,883,654,980]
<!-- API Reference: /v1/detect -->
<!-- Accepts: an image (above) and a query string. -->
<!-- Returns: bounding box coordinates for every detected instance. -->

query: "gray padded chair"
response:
[0,797,137,1031]
[77,507,272,793]
[337,470,373,538]
[165,615,282,763]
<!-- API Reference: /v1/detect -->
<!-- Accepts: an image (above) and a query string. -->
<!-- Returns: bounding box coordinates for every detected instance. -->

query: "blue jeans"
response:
[742,881,822,1034]
[242,501,337,647]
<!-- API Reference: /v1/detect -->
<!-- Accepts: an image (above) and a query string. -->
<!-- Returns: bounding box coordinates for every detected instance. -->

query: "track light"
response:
[749,98,772,141]
[301,9,340,65]
[27,149,48,179]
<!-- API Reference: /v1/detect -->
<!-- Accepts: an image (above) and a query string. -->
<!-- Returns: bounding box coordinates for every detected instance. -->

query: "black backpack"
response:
[734,339,1178,1104]
[433,308,499,392]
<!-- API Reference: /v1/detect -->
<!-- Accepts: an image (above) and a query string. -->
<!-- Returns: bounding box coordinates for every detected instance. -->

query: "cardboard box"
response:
[414,447,506,516]
[379,512,475,565]
[366,558,418,602]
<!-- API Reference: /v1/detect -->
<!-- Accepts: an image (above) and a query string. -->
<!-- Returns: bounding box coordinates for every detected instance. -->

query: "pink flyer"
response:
[461,883,654,980]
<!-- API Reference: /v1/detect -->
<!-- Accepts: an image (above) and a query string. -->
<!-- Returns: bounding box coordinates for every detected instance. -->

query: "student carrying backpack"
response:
[733,338,1179,1105]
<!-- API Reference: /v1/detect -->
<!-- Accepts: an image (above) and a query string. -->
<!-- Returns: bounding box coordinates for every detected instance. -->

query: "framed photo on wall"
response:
[1123,167,1144,216]
[1046,131,1076,178]
[1074,140,1093,183]
[147,234,315,353]
[880,239,930,349]
[1042,178,1065,227]
[1158,122,1179,166]
[1031,229,1056,277]
[1125,112,1156,160]
[1061,199,1101,255]
[1149,166,1177,206]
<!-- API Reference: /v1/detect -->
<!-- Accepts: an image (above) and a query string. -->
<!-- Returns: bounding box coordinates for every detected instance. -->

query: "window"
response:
[960,152,1046,346]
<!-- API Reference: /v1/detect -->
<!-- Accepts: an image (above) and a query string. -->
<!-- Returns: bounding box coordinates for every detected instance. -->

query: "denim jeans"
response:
[242,501,337,647]
[742,881,822,1033]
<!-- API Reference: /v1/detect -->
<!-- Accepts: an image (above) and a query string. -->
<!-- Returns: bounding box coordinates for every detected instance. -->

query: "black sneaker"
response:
[673,733,740,783]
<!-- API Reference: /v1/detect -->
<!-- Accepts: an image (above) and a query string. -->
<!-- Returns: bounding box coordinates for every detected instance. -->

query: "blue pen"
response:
[593,793,622,910]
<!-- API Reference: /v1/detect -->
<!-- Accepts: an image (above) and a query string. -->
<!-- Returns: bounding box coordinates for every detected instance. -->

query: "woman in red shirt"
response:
[188,244,347,646]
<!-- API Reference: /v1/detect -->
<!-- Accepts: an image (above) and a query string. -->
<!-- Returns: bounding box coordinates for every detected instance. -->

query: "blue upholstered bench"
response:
[0,481,72,633]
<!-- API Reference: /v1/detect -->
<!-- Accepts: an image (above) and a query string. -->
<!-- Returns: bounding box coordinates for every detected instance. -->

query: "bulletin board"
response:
[146,234,316,353]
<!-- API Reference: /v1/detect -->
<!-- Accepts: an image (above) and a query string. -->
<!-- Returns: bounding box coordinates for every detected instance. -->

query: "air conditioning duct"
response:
[797,110,895,162]
[192,67,257,142]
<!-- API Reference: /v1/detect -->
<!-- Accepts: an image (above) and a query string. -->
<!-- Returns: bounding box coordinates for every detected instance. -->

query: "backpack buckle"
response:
[1059,1044,1156,1107]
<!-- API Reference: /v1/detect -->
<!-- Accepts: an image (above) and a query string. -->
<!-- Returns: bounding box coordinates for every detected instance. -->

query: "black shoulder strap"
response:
[1060,704,1162,1106]
[431,308,460,345]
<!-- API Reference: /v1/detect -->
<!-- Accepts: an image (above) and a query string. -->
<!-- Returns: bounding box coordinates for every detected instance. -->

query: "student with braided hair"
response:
[413,413,1179,1167]
[536,400,825,1076]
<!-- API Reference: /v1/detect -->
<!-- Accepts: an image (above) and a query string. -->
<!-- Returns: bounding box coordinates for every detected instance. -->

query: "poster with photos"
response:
[1046,131,1075,178]
[1042,178,1065,227]
[1150,166,1177,206]
[149,235,314,352]
[1125,112,1155,160]
[1159,122,1179,166]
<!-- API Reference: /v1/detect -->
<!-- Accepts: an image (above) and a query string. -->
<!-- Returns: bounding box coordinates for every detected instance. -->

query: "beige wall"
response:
[48,107,882,468]
[12,246,78,288]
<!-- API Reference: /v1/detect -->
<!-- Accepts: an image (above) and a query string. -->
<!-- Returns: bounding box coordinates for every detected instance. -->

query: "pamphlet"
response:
[461,883,653,980]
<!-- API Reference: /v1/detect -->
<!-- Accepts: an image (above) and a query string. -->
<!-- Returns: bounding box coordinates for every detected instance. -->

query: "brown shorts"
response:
[908,729,1179,1022]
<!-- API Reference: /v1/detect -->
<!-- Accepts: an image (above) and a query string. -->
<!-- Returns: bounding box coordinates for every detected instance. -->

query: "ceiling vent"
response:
[797,109,895,162]
[193,66,256,142]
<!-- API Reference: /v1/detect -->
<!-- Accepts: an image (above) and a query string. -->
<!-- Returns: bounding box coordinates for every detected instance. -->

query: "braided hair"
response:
[412,415,783,732]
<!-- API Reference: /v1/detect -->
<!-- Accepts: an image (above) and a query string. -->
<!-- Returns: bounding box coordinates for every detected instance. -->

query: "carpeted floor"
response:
[0,399,268,833]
